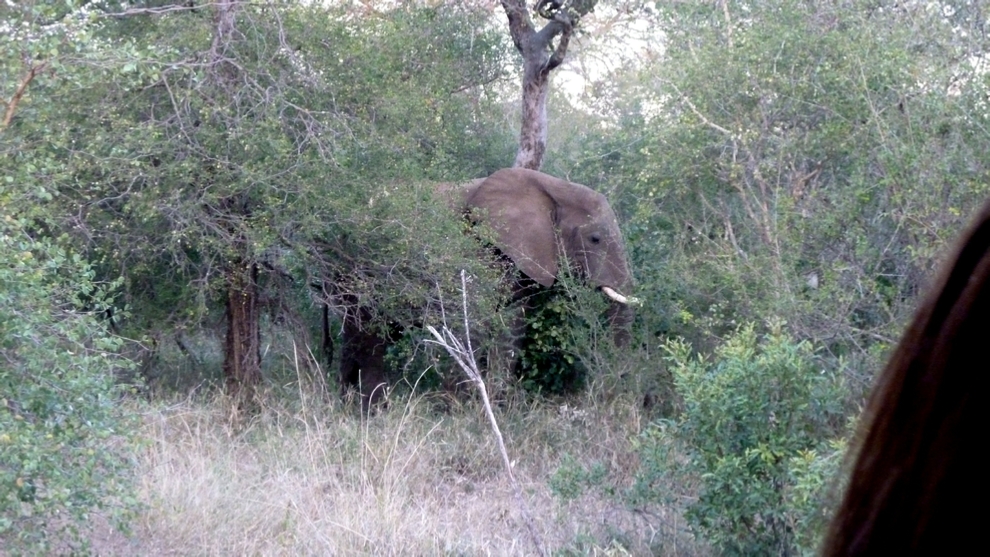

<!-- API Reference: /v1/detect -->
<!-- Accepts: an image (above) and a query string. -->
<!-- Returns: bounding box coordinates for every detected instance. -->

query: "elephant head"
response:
[464,168,636,342]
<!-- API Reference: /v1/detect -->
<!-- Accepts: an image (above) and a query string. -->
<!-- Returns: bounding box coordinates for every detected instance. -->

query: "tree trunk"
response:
[322,303,334,370]
[515,57,552,170]
[500,0,596,170]
[207,0,263,399]
[211,0,238,60]
[223,262,262,398]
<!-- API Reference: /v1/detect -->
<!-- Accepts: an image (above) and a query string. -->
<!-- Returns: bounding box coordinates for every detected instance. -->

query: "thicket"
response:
[570,1,990,366]
[2,0,515,549]
[1,4,143,552]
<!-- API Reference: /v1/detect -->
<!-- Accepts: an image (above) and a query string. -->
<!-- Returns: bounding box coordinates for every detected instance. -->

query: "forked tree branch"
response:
[425,270,546,557]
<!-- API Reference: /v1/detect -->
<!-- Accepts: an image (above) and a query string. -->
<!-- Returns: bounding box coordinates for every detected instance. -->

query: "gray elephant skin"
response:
[339,167,636,409]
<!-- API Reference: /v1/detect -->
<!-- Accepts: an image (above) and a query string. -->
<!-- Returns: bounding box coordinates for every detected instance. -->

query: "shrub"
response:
[517,285,589,394]
[633,323,847,555]
[550,453,610,501]
[0,210,141,553]
[516,270,641,397]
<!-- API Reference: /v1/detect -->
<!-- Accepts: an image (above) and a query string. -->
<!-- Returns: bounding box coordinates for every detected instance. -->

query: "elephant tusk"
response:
[602,286,641,306]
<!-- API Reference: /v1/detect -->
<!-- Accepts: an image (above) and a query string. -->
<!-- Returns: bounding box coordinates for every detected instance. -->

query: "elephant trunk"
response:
[605,298,635,347]
[599,280,636,348]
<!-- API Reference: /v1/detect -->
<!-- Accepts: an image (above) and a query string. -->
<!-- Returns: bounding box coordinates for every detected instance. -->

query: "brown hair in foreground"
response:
[821,201,989,555]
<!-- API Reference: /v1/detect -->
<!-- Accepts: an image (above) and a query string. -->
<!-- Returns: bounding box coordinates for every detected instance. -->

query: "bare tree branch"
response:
[1,62,47,131]
[670,83,734,138]
[425,270,546,557]
[97,2,263,19]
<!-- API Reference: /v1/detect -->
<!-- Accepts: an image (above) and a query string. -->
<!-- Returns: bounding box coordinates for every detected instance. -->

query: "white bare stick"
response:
[425,270,545,556]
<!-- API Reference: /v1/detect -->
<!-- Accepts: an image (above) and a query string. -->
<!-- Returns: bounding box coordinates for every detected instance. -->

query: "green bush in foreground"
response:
[634,323,848,555]
[1,209,141,553]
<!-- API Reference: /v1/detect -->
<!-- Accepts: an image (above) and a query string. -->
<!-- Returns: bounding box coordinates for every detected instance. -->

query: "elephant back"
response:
[435,178,485,210]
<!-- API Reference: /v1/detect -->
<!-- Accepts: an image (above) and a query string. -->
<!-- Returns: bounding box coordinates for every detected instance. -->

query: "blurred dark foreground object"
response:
[821,201,989,555]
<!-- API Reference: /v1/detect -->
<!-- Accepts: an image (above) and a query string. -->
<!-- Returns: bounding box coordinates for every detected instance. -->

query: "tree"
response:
[3,1,514,396]
[500,0,599,170]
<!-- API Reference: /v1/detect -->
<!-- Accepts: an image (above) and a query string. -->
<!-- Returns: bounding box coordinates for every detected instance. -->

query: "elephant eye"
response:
[590,233,601,244]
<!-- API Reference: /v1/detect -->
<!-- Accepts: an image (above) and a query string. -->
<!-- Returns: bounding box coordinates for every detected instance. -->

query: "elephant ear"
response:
[465,169,558,287]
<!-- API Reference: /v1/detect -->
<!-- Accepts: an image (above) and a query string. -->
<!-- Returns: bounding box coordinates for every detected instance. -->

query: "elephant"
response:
[337,167,636,409]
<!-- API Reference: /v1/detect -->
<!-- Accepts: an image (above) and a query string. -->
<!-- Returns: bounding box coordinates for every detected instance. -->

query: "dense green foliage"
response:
[633,325,846,555]
[100,2,505,344]
[1,3,144,551]
[0,195,140,552]
[566,0,990,378]
[3,1,515,388]
[548,1,990,551]
[518,286,588,394]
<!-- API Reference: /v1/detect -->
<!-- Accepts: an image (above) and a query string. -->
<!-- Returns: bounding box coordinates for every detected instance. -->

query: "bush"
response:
[550,453,610,501]
[517,285,589,394]
[516,270,642,397]
[0,209,141,553]
[633,323,847,555]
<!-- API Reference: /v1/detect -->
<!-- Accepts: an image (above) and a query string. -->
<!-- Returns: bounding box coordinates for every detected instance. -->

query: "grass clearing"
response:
[90,386,703,555]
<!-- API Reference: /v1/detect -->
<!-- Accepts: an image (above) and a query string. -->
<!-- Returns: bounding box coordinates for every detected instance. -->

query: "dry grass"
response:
[91,385,702,556]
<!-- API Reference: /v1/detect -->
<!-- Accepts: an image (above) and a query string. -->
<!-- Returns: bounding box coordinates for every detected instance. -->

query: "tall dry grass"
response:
[92,382,702,556]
